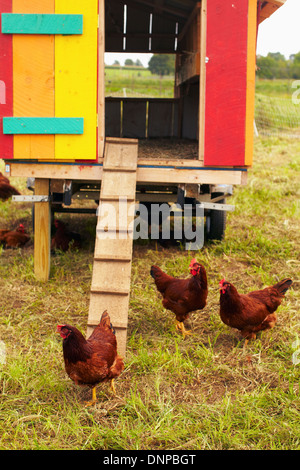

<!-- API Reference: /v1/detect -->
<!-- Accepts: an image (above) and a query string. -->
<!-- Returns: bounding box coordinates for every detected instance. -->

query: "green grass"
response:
[255,79,298,98]
[0,136,300,450]
[105,65,175,98]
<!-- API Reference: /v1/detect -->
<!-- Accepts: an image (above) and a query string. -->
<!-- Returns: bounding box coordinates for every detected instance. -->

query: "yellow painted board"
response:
[12,0,55,160]
[55,0,98,160]
[244,0,257,167]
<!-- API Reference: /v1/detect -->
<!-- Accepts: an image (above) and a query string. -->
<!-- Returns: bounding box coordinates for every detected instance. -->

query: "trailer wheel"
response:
[206,193,227,241]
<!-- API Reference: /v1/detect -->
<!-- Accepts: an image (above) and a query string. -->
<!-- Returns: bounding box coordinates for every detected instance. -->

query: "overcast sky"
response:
[256,0,300,58]
[105,0,299,67]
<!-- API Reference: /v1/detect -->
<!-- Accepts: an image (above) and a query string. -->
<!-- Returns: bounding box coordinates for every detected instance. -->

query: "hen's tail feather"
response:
[273,278,293,296]
[99,310,116,334]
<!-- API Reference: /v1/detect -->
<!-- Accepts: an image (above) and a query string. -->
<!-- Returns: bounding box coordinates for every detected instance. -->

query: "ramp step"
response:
[90,288,130,295]
[87,322,128,330]
[94,254,132,262]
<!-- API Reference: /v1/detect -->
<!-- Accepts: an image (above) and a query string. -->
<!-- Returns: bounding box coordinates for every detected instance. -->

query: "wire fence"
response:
[255,94,300,138]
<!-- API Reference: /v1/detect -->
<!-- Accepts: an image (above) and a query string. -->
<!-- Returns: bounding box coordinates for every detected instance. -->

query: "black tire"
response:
[206,193,227,241]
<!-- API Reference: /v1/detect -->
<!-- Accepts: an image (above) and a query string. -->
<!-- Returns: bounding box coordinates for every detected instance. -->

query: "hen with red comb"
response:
[150,259,208,337]
[219,278,293,346]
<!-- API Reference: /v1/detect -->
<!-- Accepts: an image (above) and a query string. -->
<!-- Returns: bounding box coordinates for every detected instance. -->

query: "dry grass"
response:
[0,136,299,450]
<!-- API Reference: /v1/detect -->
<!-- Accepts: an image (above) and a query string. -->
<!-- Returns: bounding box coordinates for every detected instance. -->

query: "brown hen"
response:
[0,224,30,248]
[219,278,293,346]
[57,310,124,405]
[150,259,208,337]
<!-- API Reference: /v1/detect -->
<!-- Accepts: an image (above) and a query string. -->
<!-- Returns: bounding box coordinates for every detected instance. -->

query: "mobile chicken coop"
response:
[0,0,286,355]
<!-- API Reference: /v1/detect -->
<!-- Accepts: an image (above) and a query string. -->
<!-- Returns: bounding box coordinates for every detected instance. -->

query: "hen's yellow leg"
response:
[175,321,192,338]
[85,386,97,407]
[110,378,116,395]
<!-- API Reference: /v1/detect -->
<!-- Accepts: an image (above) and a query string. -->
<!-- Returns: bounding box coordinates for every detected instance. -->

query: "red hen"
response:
[57,310,124,405]
[219,278,293,346]
[51,219,82,252]
[0,172,21,201]
[0,224,30,248]
[150,259,208,337]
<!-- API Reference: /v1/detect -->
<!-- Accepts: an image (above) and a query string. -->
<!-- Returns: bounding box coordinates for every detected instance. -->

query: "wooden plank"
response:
[0,0,13,160]
[88,293,130,326]
[34,178,51,282]
[8,161,103,180]
[98,0,105,160]
[3,117,84,134]
[126,4,150,52]
[105,100,121,137]
[7,160,245,186]
[104,137,138,169]
[104,0,124,52]
[244,0,257,166]
[55,0,98,160]
[101,170,137,197]
[122,100,147,138]
[97,198,135,232]
[94,237,133,259]
[136,167,244,185]
[1,13,83,34]
[148,101,176,138]
[182,83,199,140]
[204,0,248,166]
[12,0,55,160]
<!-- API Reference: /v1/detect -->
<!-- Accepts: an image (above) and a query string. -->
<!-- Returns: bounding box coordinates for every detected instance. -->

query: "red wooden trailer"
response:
[0,0,287,355]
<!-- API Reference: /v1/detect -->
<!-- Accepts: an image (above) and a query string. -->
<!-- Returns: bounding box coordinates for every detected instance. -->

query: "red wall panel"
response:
[0,0,13,159]
[204,0,248,166]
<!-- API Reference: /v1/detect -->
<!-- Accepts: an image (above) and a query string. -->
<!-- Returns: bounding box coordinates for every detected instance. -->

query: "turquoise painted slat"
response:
[3,117,84,135]
[1,13,83,35]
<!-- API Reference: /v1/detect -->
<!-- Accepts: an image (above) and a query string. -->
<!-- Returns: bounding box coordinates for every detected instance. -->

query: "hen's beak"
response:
[219,279,226,293]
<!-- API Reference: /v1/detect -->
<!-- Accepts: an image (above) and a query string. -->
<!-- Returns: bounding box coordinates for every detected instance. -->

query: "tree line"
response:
[110,55,175,77]
[256,52,300,79]
[110,52,300,80]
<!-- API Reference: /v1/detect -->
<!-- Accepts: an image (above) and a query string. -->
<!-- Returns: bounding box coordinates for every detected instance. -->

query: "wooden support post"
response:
[34,178,51,282]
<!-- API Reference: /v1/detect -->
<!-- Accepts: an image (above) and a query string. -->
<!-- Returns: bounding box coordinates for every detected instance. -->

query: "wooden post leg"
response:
[34,179,51,282]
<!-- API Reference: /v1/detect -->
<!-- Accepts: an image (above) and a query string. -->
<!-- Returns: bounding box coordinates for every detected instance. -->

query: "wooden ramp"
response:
[87,137,138,358]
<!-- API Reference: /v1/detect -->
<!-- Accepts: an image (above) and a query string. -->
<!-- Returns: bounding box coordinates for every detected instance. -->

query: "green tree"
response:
[290,52,300,79]
[125,58,134,66]
[256,52,289,79]
[148,54,175,76]
[135,59,143,67]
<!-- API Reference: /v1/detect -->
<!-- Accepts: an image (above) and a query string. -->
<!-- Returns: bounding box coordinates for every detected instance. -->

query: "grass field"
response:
[105,66,175,98]
[0,134,299,450]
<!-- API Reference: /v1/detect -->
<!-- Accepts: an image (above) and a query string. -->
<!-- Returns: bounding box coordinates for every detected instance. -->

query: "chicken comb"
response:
[189,258,197,266]
[219,278,226,287]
